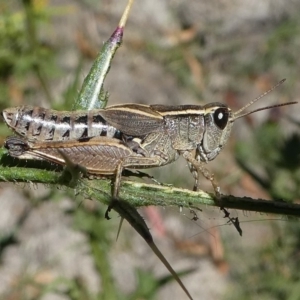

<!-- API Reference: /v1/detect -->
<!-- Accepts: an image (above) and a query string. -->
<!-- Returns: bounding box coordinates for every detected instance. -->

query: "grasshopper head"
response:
[199,103,233,161]
[198,79,297,162]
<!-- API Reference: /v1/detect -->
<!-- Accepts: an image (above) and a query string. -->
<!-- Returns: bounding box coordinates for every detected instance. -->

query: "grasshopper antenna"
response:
[233,79,297,121]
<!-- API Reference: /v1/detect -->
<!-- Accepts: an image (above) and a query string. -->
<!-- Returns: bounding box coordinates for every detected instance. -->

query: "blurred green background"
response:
[0,1,299,299]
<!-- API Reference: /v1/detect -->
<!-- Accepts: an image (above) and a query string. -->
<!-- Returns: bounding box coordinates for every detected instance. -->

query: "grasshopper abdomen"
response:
[2,106,121,142]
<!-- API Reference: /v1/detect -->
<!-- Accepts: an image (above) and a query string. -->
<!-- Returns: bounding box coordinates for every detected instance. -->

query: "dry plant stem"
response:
[119,0,135,28]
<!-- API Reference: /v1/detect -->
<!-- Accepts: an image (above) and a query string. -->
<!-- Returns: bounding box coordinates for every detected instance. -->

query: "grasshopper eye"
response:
[213,107,229,130]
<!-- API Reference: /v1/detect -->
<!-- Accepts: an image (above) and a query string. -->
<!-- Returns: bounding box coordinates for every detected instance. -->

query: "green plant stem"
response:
[0,148,300,218]
[73,22,123,110]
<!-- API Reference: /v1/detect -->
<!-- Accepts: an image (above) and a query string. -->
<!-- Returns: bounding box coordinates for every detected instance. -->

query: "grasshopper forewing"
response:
[2,104,164,143]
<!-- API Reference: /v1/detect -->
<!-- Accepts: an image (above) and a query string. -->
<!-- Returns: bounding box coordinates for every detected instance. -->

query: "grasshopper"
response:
[2,80,297,198]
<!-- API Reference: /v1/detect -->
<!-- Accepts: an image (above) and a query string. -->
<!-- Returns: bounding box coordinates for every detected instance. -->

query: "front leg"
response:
[182,150,221,199]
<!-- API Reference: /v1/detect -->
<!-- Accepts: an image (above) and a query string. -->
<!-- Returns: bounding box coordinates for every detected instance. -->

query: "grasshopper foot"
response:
[105,197,119,220]
[105,206,112,220]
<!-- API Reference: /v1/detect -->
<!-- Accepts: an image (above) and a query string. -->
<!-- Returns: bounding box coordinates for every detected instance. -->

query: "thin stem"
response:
[0,147,299,218]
